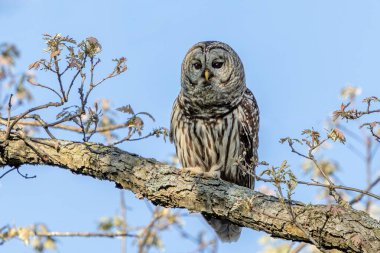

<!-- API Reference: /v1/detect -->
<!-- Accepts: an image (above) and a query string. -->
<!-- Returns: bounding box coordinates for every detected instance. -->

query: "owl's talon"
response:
[179,168,220,180]
[179,167,204,176]
[203,171,220,179]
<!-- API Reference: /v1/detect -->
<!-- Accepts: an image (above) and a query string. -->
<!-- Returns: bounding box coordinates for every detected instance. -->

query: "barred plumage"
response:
[170,41,259,242]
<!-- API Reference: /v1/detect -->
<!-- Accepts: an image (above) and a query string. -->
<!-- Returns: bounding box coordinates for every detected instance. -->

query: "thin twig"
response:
[288,139,347,205]
[66,58,86,99]
[0,118,131,134]
[53,55,66,101]
[350,175,380,205]
[2,101,62,142]
[138,207,161,253]
[110,130,157,146]
[0,167,17,179]
[28,81,62,100]
[256,176,380,202]
[6,94,13,130]
[365,136,373,212]
[290,243,307,253]
[120,191,127,253]
[274,181,327,252]
[16,167,36,179]
[36,231,137,238]
[27,114,57,139]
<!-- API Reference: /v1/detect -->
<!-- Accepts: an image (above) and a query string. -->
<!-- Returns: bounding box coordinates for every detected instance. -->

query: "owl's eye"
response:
[193,62,202,70]
[212,61,223,69]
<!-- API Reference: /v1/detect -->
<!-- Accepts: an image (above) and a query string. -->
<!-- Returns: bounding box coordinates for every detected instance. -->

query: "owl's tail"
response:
[203,214,241,242]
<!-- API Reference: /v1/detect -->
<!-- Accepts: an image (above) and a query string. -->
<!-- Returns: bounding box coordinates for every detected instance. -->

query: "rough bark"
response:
[1,131,380,253]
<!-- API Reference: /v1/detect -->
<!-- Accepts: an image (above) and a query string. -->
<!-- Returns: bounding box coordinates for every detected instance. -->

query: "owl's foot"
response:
[179,167,220,180]
[202,171,220,179]
[179,166,204,176]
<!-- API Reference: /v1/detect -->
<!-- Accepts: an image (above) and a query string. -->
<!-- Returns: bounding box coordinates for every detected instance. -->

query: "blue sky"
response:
[1,0,380,252]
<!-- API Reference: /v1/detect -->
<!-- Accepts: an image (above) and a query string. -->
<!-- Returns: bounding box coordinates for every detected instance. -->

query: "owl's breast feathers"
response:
[170,88,259,189]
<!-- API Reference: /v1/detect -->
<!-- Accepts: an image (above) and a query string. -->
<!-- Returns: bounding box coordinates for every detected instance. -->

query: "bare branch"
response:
[256,175,380,202]
[350,175,380,205]
[36,231,137,238]
[1,131,379,253]
[1,101,62,142]
[0,118,130,133]
[284,138,348,206]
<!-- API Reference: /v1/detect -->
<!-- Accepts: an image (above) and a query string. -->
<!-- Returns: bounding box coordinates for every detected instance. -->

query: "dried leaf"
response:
[81,37,102,57]
[260,169,271,177]
[28,60,41,70]
[116,105,134,115]
[31,237,42,251]
[363,96,380,103]
[98,217,114,231]
[132,117,143,128]
[38,224,48,233]
[27,76,38,85]
[43,238,56,250]
[50,49,61,58]
[18,227,33,245]
[341,85,361,99]
[328,128,346,144]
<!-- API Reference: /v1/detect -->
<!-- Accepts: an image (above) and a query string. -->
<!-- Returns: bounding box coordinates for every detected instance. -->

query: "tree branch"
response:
[0,131,379,253]
[36,231,137,238]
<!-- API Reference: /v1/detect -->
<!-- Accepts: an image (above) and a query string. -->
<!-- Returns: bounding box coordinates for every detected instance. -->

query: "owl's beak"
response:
[204,69,210,81]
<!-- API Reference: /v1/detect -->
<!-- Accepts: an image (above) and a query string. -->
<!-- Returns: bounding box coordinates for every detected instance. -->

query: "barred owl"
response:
[170,41,259,242]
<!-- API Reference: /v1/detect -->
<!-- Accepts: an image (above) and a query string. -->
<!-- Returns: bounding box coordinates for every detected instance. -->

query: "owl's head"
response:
[180,41,246,117]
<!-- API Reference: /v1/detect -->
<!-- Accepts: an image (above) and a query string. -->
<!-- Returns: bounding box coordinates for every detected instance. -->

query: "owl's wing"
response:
[237,88,259,189]
[169,98,179,144]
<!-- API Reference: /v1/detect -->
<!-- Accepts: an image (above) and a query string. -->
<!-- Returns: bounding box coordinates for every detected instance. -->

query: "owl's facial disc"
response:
[180,41,246,114]
[185,48,232,90]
